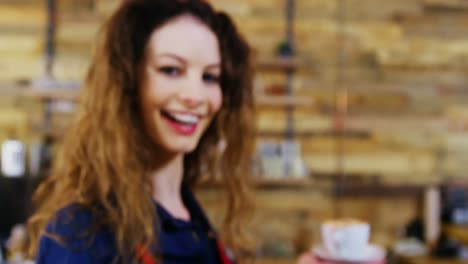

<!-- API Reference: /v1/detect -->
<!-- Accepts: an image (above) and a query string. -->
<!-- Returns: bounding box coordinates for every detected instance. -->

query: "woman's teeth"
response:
[166,112,199,125]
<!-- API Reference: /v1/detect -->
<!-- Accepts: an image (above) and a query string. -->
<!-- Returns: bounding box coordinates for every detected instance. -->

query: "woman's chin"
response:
[165,142,199,154]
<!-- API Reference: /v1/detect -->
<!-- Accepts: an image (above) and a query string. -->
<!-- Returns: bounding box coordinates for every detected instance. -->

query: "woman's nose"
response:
[178,75,206,107]
[180,96,203,107]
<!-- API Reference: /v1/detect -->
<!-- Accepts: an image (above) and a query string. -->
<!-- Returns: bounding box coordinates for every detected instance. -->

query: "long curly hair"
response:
[26,0,255,262]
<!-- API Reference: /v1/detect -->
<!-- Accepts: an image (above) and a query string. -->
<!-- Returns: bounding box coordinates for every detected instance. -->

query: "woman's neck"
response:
[151,154,190,221]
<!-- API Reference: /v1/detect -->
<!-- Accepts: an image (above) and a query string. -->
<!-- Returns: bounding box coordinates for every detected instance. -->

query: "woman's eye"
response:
[202,73,220,83]
[159,66,181,76]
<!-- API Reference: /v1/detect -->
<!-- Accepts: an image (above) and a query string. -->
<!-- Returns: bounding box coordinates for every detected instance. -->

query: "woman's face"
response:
[139,15,222,154]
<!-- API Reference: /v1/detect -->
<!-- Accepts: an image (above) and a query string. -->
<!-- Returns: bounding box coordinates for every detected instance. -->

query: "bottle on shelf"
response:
[1,129,26,178]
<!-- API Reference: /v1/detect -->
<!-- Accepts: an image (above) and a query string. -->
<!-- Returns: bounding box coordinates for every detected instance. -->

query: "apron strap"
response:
[137,245,157,264]
[216,240,235,264]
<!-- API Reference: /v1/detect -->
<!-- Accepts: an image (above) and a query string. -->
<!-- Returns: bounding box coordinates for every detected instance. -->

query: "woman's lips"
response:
[161,111,200,135]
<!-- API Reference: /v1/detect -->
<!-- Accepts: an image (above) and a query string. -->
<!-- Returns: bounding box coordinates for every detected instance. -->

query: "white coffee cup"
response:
[321,219,370,260]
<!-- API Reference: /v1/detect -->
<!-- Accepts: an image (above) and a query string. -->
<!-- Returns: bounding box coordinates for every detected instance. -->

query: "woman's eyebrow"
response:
[155,53,187,64]
[155,53,220,69]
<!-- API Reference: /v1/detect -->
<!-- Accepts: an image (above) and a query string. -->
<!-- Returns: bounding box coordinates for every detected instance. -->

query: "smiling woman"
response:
[139,15,223,154]
[25,1,255,264]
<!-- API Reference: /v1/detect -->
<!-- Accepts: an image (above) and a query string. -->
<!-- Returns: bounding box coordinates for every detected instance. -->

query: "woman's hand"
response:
[297,253,386,264]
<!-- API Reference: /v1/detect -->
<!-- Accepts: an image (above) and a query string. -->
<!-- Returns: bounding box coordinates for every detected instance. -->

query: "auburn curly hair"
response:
[26,0,255,262]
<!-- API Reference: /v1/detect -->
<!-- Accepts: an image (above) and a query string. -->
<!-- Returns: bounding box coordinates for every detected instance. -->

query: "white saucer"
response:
[312,244,386,263]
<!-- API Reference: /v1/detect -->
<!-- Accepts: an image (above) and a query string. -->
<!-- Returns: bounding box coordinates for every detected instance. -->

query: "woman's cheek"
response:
[209,87,223,113]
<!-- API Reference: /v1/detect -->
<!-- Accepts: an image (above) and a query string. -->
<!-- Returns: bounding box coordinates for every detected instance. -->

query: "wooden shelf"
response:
[443,224,468,244]
[198,178,316,190]
[255,95,314,108]
[257,114,452,134]
[254,178,315,189]
[337,183,425,198]
[255,57,301,72]
[198,176,427,197]
[423,0,468,12]
[23,88,80,101]
[257,129,371,138]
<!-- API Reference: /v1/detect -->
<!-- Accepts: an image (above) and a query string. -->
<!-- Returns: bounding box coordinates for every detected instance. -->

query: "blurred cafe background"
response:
[2,0,468,263]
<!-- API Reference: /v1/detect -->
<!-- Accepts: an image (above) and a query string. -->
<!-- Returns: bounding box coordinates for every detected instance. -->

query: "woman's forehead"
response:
[145,14,221,65]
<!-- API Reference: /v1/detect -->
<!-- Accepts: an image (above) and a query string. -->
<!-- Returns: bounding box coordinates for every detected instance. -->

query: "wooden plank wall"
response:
[2,0,468,258]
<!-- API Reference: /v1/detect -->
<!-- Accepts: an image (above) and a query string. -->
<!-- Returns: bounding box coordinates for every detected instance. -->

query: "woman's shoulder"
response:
[37,204,117,263]
[45,204,101,237]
